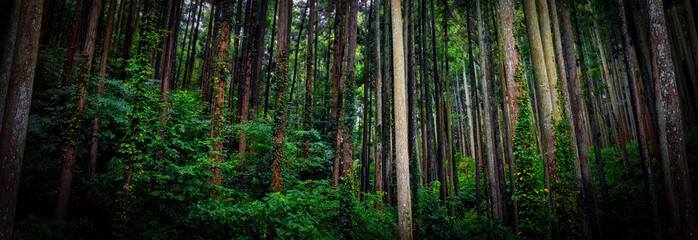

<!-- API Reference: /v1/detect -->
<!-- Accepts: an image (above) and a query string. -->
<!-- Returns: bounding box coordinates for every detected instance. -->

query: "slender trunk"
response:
[89,0,119,197]
[330,0,346,188]
[466,3,482,216]
[500,0,521,231]
[55,0,103,221]
[270,0,292,192]
[477,0,502,221]
[263,0,279,116]
[288,3,308,102]
[616,0,662,237]
[303,0,315,159]
[60,0,85,86]
[183,1,203,89]
[207,1,233,199]
[373,0,384,205]
[561,1,600,237]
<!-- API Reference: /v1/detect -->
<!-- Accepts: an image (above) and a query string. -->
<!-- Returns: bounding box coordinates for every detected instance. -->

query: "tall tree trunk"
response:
[523,0,554,179]
[616,0,662,237]
[390,1,413,238]
[122,0,138,70]
[500,0,521,231]
[89,0,119,197]
[250,0,269,115]
[477,0,503,221]
[561,0,600,238]
[340,0,359,182]
[238,0,263,157]
[207,1,233,199]
[302,0,315,159]
[0,0,22,128]
[55,0,103,221]
[183,1,203,90]
[428,0,447,205]
[60,0,84,86]
[288,3,308,102]
[373,0,384,204]
[263,0,279,116]
[330,0,346,188]
[0,0,43,237]
[270,0,292,192]
[466,2,482,216]
[574,1,610,235]
[647,0,698,237]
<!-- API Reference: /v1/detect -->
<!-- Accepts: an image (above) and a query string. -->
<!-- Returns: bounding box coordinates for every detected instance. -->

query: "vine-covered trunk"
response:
[207,1,233,199]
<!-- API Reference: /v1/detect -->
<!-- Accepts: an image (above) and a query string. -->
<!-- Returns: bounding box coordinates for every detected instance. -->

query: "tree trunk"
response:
[207,1,233,199]
[477,0,503,221]
[0,0,42,237]
[523,0,555,184]
[60,0,85,86]
[616,0,662,237]
[55,0,103,221]
[561,1,600,238]
[373,0,384,204]
[391,1,413,238]
[302,0,315,159]
[270,0,292,193]
[263,0,279,116]
[89,0,119,197]
[288,3,308,102]
[499,0,521,231]
[330,0,346,188]
[647,0,698,238]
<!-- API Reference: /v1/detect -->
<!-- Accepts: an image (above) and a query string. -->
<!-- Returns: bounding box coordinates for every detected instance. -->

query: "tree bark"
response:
[560,1,600,238]
[0,0,42,237]
[616,0,662,237]
[270,0,292,193]
[477,0,503,221]
[207,1,233,199]
[647,0,698,238]
[302,0,315,159]
[89,0,119,197]
[390,1,413,238]
[330,0,346,188]
[499,0,521,230]
[55,0,103,221]
[373,0,384,204]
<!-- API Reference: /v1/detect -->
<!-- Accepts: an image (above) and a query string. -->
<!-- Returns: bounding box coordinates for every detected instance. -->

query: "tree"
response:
[302,0,315,159]
[0,0,43,237]
[55,0,103,221]
[499,0,521,230]
[477,0,503,221]
[270,0,292,192]
[207,1,234,199]
[373,0,384,204]
[616,0,662,236]
[647,0,698,237]
[89,0,120,197]
[330,0,346,188]
[560,0,600,237]
[390,0,412,238]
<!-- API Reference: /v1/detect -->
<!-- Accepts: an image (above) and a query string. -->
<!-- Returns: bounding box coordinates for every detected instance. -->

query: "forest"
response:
[1,0,698,239]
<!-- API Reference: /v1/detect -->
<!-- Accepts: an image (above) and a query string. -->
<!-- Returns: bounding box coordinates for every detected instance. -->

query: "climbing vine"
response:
[512,67,548,239]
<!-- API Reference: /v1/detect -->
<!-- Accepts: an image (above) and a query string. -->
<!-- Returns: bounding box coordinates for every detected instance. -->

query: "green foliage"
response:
[512,68,548,239]
[189,180,396,239]
[553,114,580,238]
[415,187,516,240]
